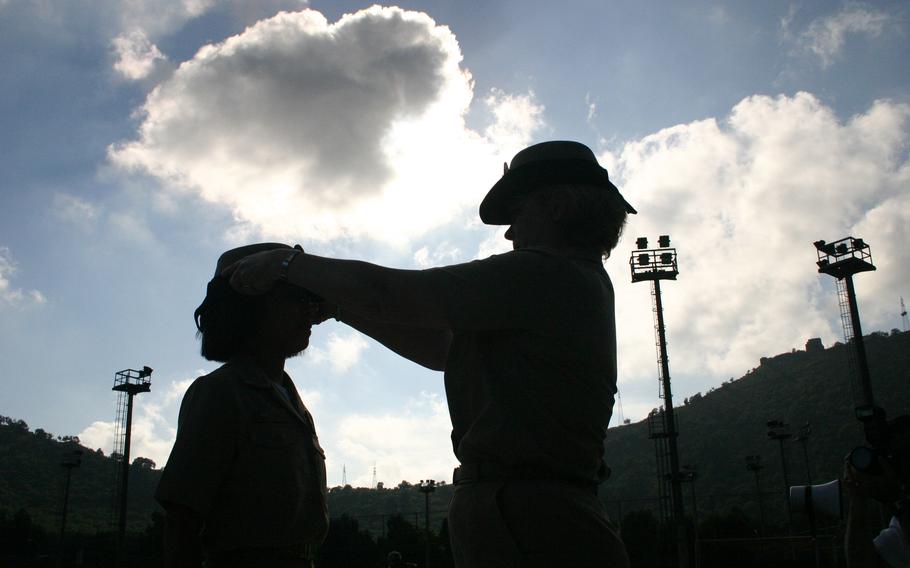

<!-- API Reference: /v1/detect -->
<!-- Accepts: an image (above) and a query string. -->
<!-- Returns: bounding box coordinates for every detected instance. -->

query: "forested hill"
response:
[1,330,908,534]
[600,329,910,520]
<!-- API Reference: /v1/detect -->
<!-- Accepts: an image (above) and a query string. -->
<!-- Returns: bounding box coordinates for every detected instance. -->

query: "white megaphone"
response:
[789,479,843,519]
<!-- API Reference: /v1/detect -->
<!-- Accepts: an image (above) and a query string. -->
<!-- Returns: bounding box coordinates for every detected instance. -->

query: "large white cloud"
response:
[110,6,542,245]
[306,331,370,374]
[328,391,456,487]
[605,92,909,395]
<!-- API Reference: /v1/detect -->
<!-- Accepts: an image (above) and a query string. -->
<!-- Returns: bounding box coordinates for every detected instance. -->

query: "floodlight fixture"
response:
[814,236,875,279]
[630,235,679,283]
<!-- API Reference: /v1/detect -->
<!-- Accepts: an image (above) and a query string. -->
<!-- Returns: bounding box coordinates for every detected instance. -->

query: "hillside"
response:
[1,330,908,536]
[600,330,910,523]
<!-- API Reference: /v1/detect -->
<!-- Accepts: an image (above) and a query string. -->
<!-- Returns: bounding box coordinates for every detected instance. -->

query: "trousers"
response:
[447,479,630,568]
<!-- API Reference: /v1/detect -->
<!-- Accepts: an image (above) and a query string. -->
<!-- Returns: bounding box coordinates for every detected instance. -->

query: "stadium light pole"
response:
[59,449,83,566]
[419,479,436,568]
[630,235,689,568]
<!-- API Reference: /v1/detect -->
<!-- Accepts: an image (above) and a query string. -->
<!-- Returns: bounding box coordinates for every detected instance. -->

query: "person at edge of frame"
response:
[844,415,910,568]
[223,140,633,567]
[156,243,329,568]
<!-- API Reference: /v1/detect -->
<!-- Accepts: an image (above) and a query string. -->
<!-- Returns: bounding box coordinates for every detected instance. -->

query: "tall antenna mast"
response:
[616,390,626,425]
[901,297,909,332]
[371,463,377,489]
[342,464,347,486]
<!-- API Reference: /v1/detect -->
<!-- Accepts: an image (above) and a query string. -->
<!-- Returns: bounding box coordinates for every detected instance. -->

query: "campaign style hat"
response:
[479,140,637,225]
[195,243,295,332]
[212,243,293,277]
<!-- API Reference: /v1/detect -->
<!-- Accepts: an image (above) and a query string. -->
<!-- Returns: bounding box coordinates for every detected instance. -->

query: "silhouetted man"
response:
[157,243,328,568]
[225,141,633,567]
[844,415,910,567]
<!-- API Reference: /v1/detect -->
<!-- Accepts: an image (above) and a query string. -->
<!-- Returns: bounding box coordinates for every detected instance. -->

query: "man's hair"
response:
[529,183,628,257]
[195,277,267,362]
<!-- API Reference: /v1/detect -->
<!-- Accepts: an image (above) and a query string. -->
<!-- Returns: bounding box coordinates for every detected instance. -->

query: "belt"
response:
[205,543,317,567]
[453,462,598,494]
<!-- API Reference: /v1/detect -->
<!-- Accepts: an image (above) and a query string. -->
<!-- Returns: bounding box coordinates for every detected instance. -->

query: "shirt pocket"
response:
[250,418,302,449]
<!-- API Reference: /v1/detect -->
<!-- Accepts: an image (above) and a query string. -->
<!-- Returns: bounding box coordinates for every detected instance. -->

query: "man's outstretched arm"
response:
[225,250,451,329]
[336,309,451,371]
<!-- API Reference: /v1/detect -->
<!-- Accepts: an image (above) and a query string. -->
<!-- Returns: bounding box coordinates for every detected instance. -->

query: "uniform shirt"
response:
[428,247,617,484]
[875,515,910,568]
[155,356,328,552]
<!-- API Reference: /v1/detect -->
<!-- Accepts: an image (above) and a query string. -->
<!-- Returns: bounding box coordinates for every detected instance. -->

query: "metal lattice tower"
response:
[835,277,861,402]
[813,237,876,413]
[648,409,672,531]
[110,366,152,561]
[630,235,688,568]
[651,283,667,399]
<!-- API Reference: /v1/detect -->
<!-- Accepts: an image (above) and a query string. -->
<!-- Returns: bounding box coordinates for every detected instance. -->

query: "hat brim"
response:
[479,159,636,225]
[214,242,292,277]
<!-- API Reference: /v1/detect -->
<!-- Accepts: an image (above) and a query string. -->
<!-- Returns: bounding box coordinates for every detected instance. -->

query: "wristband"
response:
[279,245,303,282]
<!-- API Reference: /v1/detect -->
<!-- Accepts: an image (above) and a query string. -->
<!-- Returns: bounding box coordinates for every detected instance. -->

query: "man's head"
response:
[195,243,319,362]
[480,141,635,257]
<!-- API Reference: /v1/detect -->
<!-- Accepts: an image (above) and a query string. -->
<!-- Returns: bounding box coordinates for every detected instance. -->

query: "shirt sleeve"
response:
[428,249,560,332]
[155,376,237,517]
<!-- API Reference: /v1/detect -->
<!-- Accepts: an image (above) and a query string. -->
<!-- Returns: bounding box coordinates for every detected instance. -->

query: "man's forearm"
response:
[339,309,451,371]
[288,253,449,328]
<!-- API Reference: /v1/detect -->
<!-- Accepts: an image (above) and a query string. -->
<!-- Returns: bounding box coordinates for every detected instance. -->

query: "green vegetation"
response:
[601,329,910,527]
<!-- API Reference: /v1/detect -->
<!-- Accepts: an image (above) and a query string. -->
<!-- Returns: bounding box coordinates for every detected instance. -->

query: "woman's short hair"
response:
[194,277,267,362]
[530,183,629,257]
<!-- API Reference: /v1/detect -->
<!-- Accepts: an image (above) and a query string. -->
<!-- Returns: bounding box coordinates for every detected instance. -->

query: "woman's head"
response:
[194,244,318,362]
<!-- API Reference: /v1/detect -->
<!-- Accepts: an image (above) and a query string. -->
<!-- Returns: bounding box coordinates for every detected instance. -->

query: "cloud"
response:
[307,331,370,374]
[328,391,456,486]
[53,193,100,230]
[78,374,200,467]
[605,92,910,395]
[112,29,167,80]
[413,243,461,268]
[110,6,543,245]
[0,247,46,308]
[797,5,889,67]
[474,226,510,259]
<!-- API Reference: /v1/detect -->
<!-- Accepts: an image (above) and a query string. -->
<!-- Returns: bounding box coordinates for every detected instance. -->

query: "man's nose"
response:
[504,226,514,240]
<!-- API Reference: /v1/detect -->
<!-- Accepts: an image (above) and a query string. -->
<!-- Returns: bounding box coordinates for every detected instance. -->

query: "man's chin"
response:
[286,338,310,359]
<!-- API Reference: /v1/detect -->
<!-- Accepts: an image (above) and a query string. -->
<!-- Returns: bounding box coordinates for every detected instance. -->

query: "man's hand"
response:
[222,249,288,295]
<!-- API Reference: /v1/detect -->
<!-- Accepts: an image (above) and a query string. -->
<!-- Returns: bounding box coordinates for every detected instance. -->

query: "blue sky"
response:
[1,0,908,487]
